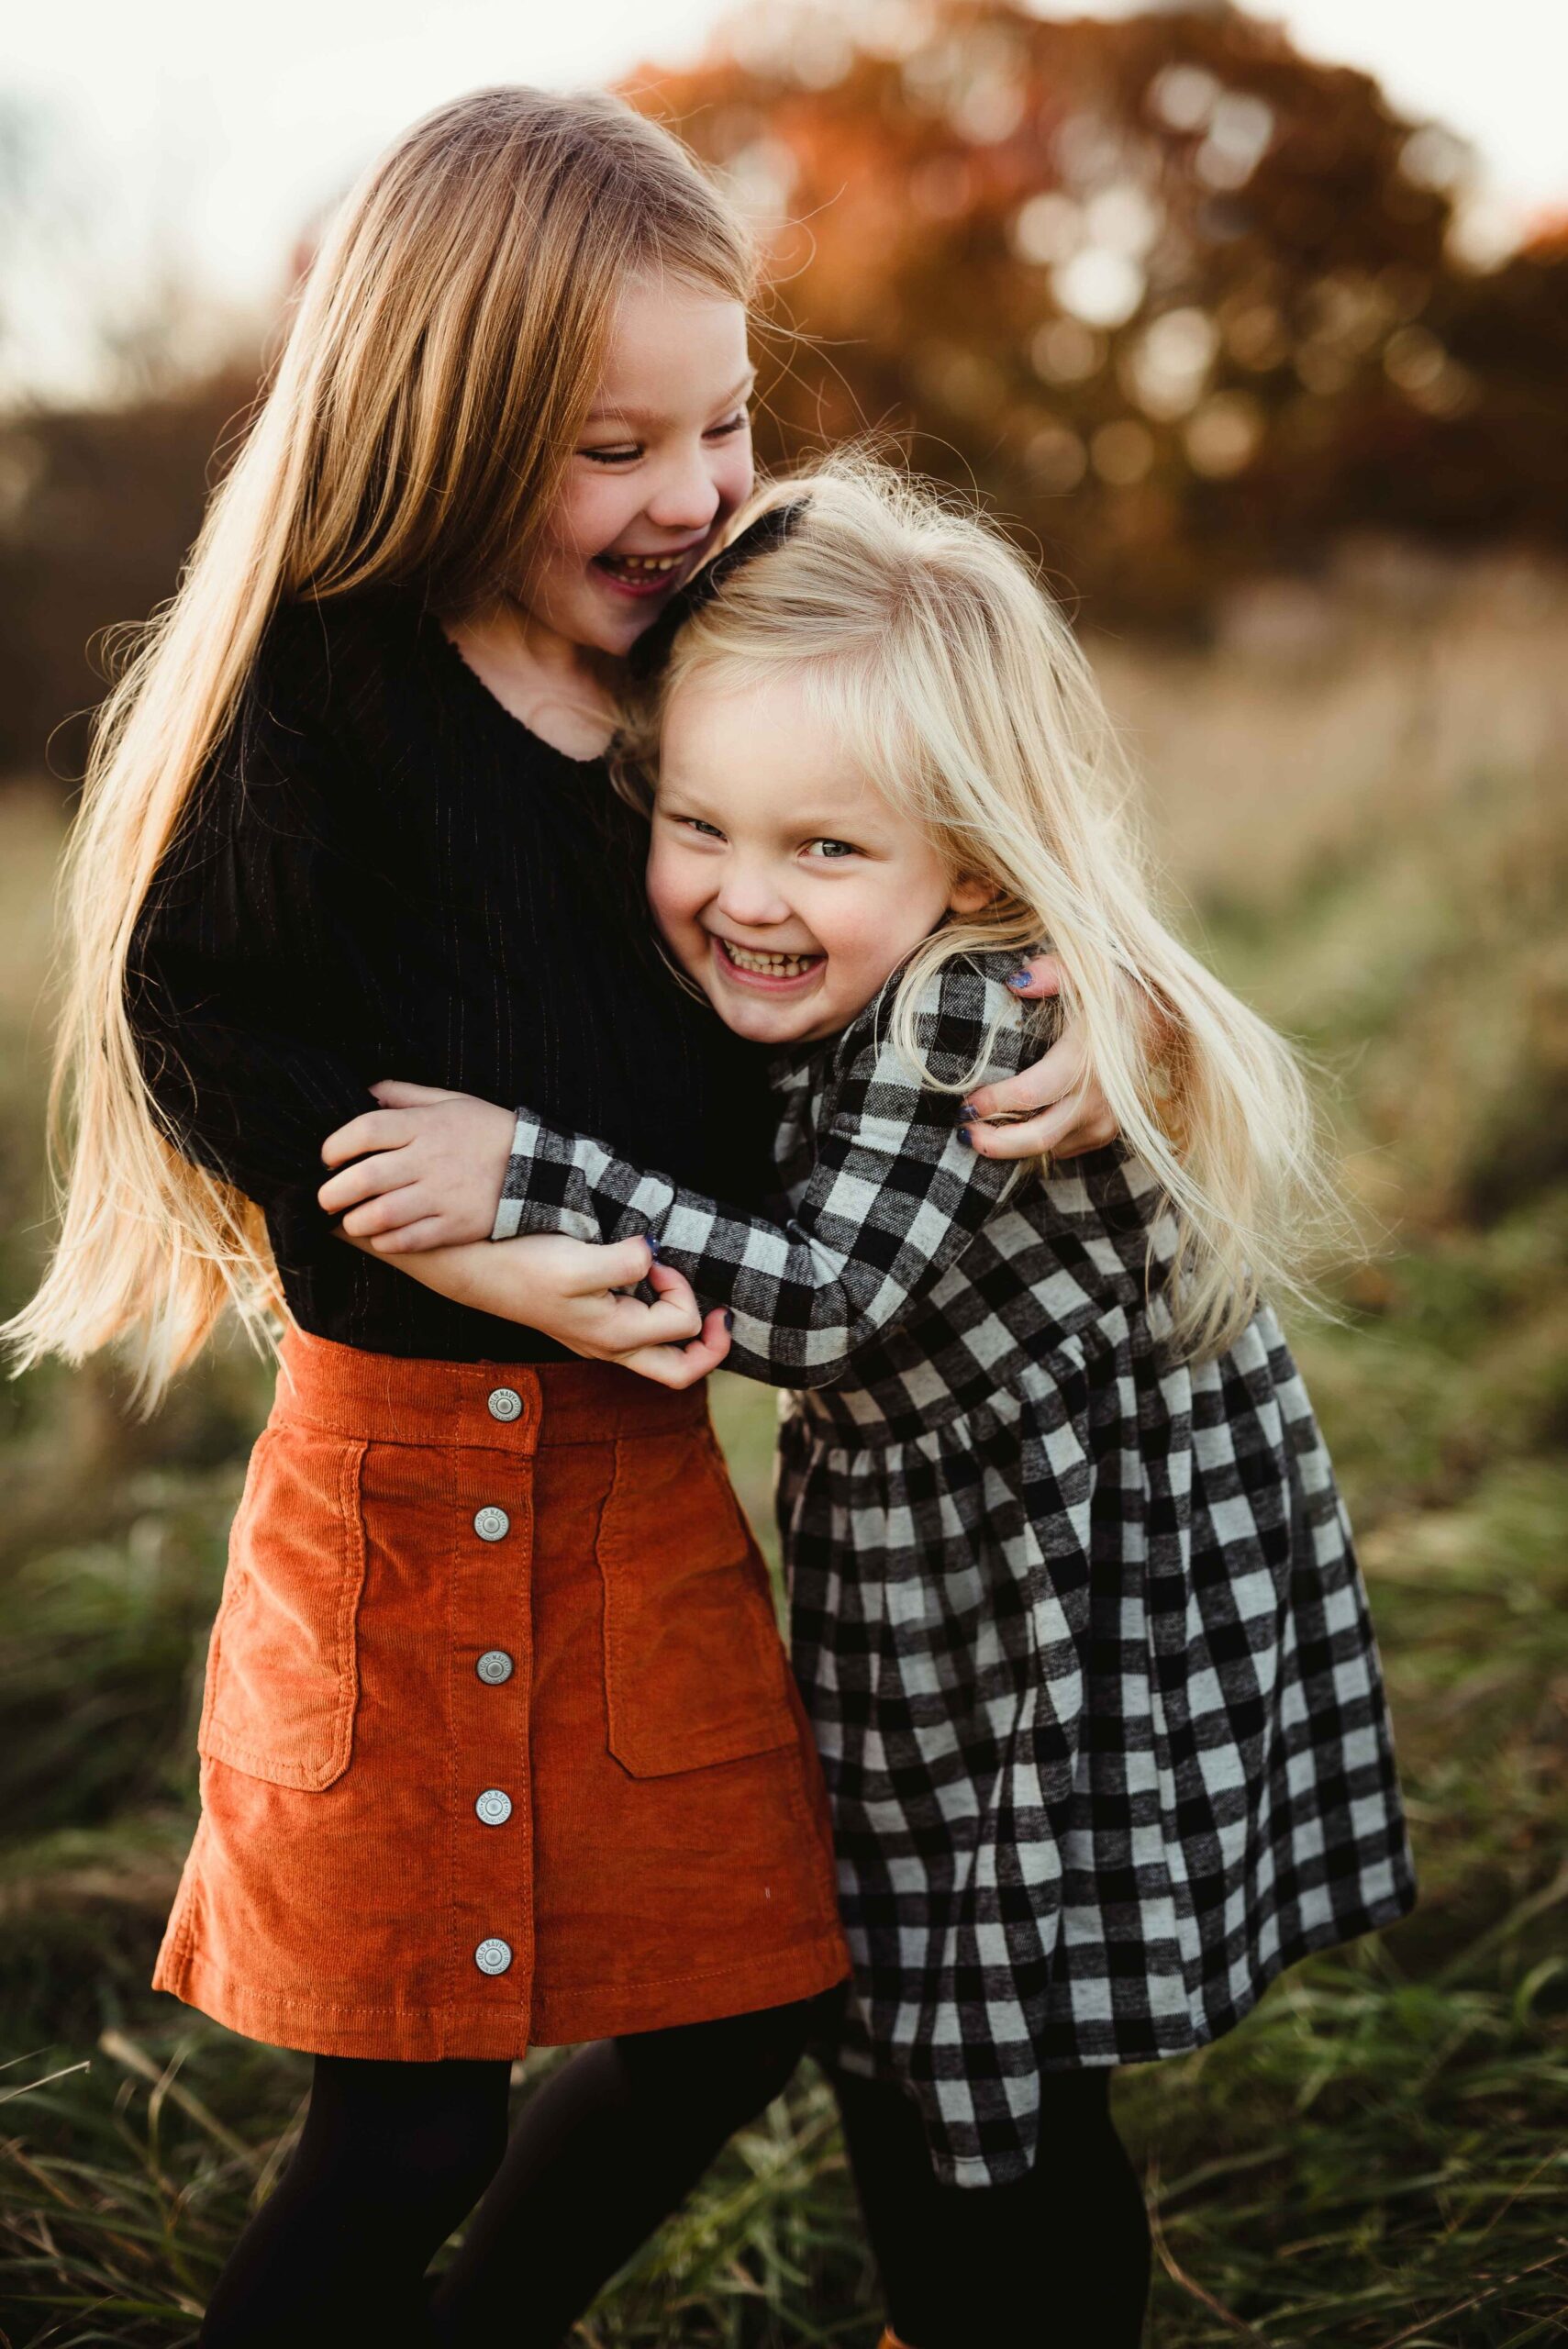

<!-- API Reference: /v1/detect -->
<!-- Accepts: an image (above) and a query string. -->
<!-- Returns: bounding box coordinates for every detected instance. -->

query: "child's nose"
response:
[714,867,792,929]
[644,442,723,537]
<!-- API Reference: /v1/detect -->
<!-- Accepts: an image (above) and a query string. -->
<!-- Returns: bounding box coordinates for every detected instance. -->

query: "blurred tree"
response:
[637,0,1568,623]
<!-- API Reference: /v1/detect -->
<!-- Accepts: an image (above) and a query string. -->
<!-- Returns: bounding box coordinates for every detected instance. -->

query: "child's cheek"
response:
[556,466,628,560]
[823,883,935,993]
[646,841,706,964]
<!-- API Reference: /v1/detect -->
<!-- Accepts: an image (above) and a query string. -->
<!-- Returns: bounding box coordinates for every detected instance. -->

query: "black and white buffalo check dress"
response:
[495,952,1417,2186]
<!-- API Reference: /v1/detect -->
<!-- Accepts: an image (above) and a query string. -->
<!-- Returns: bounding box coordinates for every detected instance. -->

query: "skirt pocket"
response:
[597,1425,798,1778]
[198,1427,370,1792]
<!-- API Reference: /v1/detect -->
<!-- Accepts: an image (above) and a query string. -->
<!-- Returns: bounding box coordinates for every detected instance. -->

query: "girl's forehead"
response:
[658,682,903,825]
[662,664,822,751]
[595,281,751,416]
[661,668,890,802]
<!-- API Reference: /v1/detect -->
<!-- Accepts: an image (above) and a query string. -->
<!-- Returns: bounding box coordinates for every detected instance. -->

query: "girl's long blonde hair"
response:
[636,458,1331,1359]
[8,85,755,1405]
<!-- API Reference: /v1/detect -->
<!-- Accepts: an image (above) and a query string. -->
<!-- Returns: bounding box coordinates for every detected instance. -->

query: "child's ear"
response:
[947,873,995,915]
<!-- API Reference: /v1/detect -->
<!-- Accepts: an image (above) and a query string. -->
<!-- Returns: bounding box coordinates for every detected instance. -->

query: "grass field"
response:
[1,555,1565,2344]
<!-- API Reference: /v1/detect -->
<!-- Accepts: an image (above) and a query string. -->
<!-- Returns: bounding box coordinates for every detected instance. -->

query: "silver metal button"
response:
[474,1937,513,1976]
[475,1650,514,1686]
[473,1506,510,1542]
[487,1387,523,1423]
[475,1787,513,1827]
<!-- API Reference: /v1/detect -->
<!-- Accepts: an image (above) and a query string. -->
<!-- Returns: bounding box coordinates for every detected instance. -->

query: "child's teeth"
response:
[726,943,817,974]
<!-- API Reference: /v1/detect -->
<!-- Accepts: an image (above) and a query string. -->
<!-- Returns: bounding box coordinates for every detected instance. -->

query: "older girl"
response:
[330,463,1418,2348]
[9,91,1106,2347]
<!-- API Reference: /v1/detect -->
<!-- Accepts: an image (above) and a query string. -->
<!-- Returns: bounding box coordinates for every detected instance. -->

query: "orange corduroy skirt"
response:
[153,1328,849,2059]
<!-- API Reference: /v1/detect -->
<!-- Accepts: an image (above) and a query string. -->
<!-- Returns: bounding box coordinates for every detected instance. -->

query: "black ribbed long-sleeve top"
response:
[127,590,775,1363]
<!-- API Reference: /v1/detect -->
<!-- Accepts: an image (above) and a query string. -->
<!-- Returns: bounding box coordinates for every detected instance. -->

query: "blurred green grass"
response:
[2,577,1566,2343]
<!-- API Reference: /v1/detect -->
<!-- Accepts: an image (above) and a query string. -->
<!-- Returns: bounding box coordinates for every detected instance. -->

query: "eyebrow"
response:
[583,369,757,430]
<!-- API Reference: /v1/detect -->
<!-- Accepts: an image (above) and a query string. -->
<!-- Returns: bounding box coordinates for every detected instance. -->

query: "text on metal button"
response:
[475,1787,513,1826]
[473,1506,510,1542]
[474,1937,513,1976]
[475,1649,514,1686]
[487,1387,523,1423]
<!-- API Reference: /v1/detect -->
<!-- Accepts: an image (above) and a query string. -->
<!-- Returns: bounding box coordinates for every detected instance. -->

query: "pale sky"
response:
[5,0,1565,400]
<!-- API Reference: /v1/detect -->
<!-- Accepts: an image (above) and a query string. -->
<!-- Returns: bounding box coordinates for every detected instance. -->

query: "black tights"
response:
[424,1998,819,2344]
[196,1995,825,2349]
[833,2065,1151,2348]
[198,2002,1150,2347]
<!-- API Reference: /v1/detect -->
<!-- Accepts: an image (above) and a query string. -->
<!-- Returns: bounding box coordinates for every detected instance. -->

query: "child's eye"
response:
[679,817,727,841]
[582,413,748,467]
[806,838,861,861]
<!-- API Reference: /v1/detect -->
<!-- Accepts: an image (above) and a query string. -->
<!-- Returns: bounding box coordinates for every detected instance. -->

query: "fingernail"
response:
[723,1310,735,1330]
[1006,971,1032,991]
[956,1126,973,1150]
[960,1102,979,1121]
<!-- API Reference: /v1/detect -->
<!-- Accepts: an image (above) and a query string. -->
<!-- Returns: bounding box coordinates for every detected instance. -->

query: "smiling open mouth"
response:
[716,939,825,983]
[594,550,693,596]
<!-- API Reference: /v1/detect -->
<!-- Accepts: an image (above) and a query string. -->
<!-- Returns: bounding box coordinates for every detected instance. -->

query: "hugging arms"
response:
[317,953,1114,1381]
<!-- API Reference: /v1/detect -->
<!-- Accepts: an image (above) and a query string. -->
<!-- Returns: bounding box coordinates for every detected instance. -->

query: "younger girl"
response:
[328,462,1418,2346]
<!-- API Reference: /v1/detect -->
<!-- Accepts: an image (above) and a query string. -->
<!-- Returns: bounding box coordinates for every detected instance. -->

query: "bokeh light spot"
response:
[1012,192,1082,267]
[1195,93,1274,192]
[1052,247,1145,328]
[1123,306,1218,419]
[1029,317,1106,384]
[1148,62,1219,135]
[1184,391,1263,476]
[1084,184,1162,261]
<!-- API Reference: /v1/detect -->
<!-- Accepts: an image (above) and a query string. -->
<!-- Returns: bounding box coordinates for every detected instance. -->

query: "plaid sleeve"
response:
[491,959,1036,1386]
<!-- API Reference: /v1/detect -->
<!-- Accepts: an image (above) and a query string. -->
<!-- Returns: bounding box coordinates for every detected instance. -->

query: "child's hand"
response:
[621,1262,734,1387]
[962,952,1119,1162]
[318,1080,514,1250]
[474,1238,733,1386]
[419,1230,732,1386]
[338,1225,734,1390]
